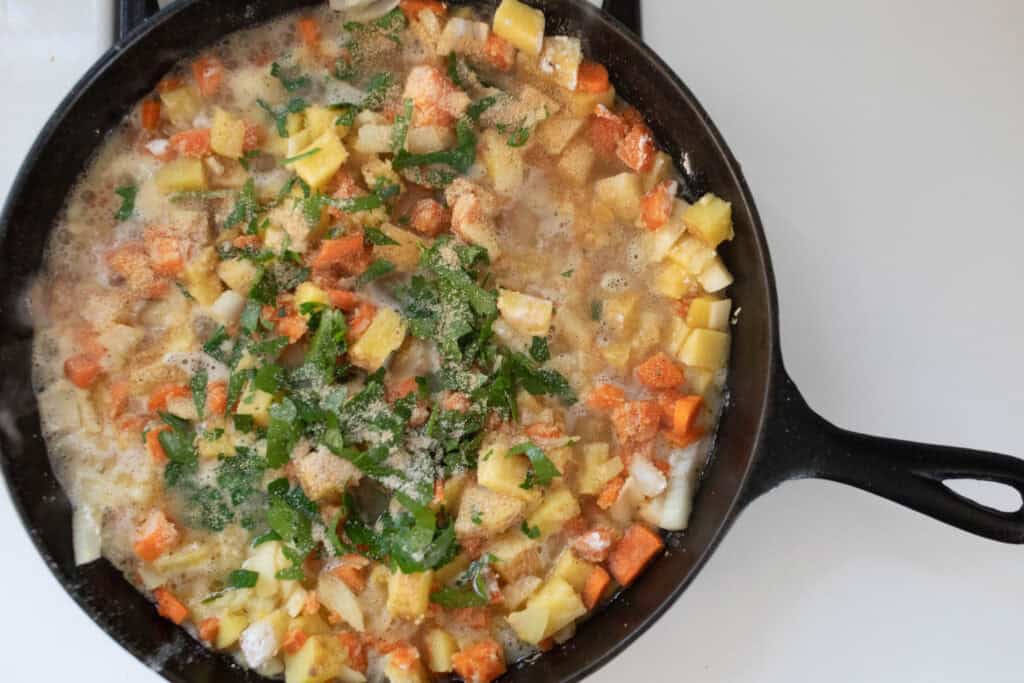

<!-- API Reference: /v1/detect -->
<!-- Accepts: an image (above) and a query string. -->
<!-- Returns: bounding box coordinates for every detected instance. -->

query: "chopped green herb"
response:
[362,72,395,111]
[239,149,262,171]
[466,96,497,123]
[191,369,208,419]
[228,568,259,588]
[508,441,561,488]
[254,363,284,394]
[365,226,400,246]
[114,185,137,221]
[507,127,530,147]
[561,268,574,278]
[471,510,483,525]
[356,258,395,287]
[521,521,541,539]
[224,178,259,231]
[591,299,603,321]
[529,336,550,363]
[282,147,321,165]
[265,398,299,468]
[393,117,477,175]
[257,97,309,138]
[270,61,311,92]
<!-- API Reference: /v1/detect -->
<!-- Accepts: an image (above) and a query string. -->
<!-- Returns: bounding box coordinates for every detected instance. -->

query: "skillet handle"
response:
[746,364,1024,543]
[601,0,643,38]
[115,0,161,43]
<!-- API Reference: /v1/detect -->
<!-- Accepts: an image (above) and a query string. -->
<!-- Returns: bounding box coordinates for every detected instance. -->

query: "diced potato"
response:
[387,570,434,620]
[211,107,247,159]
[166,394,198,421]
[215,613,249,649]
[503,576,542,610]
[289,128,349,190]
[684,366,715,396]
[456,484,526,538]
[668,317,692,358]
[594,173,643,223]
[303,105,342,141]
[294,449,360,501]
[156,158,207,194]
[423,629,458,674]
[354,124,393,155]
[536,115,586,156]
[565,85,615,118]
[679,328,731,370]
[477,441,539,503]
[525,487,580,539]
[603,293,638,335]
[539,36,583,91]
[285,634,362,683]
[686,297,732,331]
[497,289,554,337]
[441,473,469,512]
[698,257,734,294]
[294,282,329,317]
[507,603,549,645]
[551,549,594,592]
[240,609,290,669]
[632,311,663,356]
[683,193,734,248]
[436,17,490,56]
[546,445,573,475]
[642,151,673,192]
[97,324,143,366]
[318,573,365,632]
[235,383,275,427]
[407,126,455,154]
[481,129,527,196]
[198,428,236,460]
[373,224,423,272]
[653,263,691,300]
[667,235,716,275]
[159,87,200,127]
[485,531,541,582]
[508,577,586,644]
[287,129,314,159]
[348,307,408,372]
[216,257,261,296]
[183,247,223,306]
[493,0,545,55]
[433,553,471,588]
[641,200,688,263]
[577,443,624,496]
[557,139,596,186]
[600,341,632,372]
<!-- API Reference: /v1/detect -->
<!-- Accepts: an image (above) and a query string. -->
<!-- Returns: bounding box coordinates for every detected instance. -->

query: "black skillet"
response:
[2,1,1024,681]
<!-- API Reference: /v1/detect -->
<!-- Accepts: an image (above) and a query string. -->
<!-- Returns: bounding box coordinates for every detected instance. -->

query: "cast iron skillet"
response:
[3,1,1024,681]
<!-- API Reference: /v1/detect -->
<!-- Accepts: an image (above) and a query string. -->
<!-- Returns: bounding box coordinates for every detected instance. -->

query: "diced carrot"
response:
[596,475,625,510]
[610,401,662,446]
[564,514,587,537]
[640,180,676,230]
[451,639,506,683]
[484,33,516,71]
[296,18,321,48]
[621,106,645,128]
[153,586,189,625]
[664,426,705,448]
[607,523,665,587]
[146,425,170,464]
[387,377,419,403]
[409,198,450,236]
[312,234,367,271]
[442,391,470,413]
[206,381,228,416]
[635,353,685,390]
[145,280,171,300]
[119,415,149,434]
[588,110,628,158]
[141,99,161,131]
[169,128,211,157]
[347,302,377,341]
[276,314,309,343]
[617,124,657,173]
[582,565,611,609]
[148,383,190,412]
[400,0,447,20]
[109,380,131,418]
[668,395,703,440]
[337,631,368,672]
[243,121,262,151]
[332,564,366,593]
[327,289,360,312]
[198,617,219,643]
[537,638,555,652]
[577,61,610,94]
[432,479,445,506]
[525,423,564,441]
[64,353,103,389]
[452,606,490,628]
[586,383,625,412]
[196,616,227,647]
[134,509,179,562]
[282,629,309,655]
[147,236,185,276]
[157,76,184,93]
[390,644,422,672]
[192,55,225,97]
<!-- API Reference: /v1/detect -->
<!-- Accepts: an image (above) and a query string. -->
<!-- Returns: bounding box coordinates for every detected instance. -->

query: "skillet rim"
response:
[0,0,780,680]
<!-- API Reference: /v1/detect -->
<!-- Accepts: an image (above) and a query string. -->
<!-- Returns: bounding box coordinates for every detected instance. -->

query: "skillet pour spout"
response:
[1,2,1023,683]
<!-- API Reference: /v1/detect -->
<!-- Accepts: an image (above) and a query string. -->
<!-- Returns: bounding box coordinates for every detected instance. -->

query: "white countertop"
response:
[2,1,1022,681]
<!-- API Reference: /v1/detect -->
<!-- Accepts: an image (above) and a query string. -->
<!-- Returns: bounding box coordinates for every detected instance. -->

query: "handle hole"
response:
[943,479,1023,513]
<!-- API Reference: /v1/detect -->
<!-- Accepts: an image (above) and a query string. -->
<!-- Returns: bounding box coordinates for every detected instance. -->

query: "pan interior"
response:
[0,1,776,681]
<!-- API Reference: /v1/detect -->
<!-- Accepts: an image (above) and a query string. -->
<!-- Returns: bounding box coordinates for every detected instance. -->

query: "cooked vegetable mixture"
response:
[31,1,736,680]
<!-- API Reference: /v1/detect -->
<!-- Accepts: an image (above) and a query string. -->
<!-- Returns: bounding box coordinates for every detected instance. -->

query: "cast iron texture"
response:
[1,2,1023,683]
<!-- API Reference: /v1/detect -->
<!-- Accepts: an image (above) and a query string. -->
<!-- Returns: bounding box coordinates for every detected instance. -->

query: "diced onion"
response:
[629,457,667,497]
[210,289,246,326]
[318,573,365,632]
[72,505,102,565]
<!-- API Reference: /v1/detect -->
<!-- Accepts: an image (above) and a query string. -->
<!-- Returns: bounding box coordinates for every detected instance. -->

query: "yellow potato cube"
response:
[183,247,223,306]
[159,87,200,127]
[565,85,615,118]
[348,307,408,372]
[477,441,539,503]
[667,317,692,358]
[686,297,732,331]
[603,293,639,335]
[423,629,458,673]
[155,158,207,194]
[668,235,717,275]
[215,613,249,649]
[497,289,554,337]
[493,0,545,55]
[525,487,580,539]
[303,105,342,141]
[216,257,261,295]
[373,224,423,272]
[679,328,731,370]
[557,138,596,186]
[456,484,526,538]
[540,36,583,91]
[600,341,632,372]
[211,107,247,159]
[551,549,594,592]
[652,263,691,300]
[528,577,587,639]
[285,634,356,683]
[683,193,734,248]
[507,603,549,645]
[286,129,314,159]
[387,570,434,620]
[576,443,623,496]
[594,172,643,223]
[641,200,688,262]
[698,256,734,294]
[684,366,715,396]
[235,383,275,428]
[289,128,349,190]
[481,129,527,196]
[485,530,541,582]
[294,282,329,317]
[536,115,585,155]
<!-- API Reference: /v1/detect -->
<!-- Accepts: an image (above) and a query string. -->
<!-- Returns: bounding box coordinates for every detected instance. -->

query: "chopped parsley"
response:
[356,258,396,287]
[283,147,321,165]
[114,185,137,221]
[508,441,561,488]
[270,61,311,92]
[529,336,550,363]
[521,521,541,539]
[190,368,208,420]
[257,97,309,138]
[365,226,400,246]
[507,126,531,147]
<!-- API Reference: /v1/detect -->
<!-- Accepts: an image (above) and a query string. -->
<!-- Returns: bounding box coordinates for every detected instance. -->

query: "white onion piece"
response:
[629,456,667,497]
[72,505,102,565]
[329,0,400,22]
[210,289,246,326]
[641,442,704,531]
[323,80,369,106]
[317,573,365,631]
[163,351,230,383]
